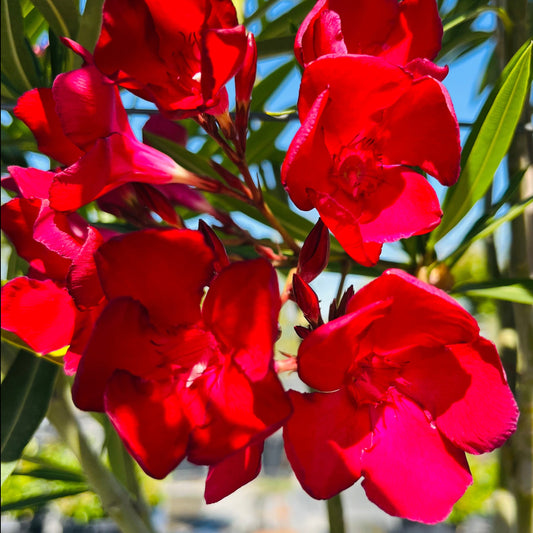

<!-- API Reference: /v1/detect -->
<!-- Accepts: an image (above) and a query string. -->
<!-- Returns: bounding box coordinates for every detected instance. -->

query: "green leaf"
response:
[1,350,59,462]
[251,60,295,111]
[442,6,512,33]
[1,485,89,511]
[29,0,79,40]
[258,1,314,40]
[430,40,532,245]
[1,0,41,94]
[246,121,286,164]
[76,0,104,63]
[1,460,18,487]
[256,36,296,58]
[14,466,85,483]
[452,279,533,305]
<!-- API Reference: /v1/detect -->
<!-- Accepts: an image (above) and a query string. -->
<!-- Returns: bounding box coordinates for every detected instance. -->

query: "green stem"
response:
[47,376,155,533]
[326,493,346,533]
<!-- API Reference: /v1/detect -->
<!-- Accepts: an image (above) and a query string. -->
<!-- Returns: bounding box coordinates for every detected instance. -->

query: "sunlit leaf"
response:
[1,460,18,487]
[251,60,295,111]
[29,0,79,40]
[1,485,90,511]
[452,279,533,305]
[430,40,532,245]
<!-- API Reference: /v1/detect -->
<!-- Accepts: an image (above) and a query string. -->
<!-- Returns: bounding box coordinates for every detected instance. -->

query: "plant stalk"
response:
[326,493,346,533]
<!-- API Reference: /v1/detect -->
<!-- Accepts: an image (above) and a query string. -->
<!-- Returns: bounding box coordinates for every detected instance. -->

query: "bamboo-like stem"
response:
[47,377,155,533]
[326,493,346,533]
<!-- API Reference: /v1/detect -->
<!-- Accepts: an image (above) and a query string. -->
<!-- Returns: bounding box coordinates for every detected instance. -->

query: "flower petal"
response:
[203,259,280,381]
[94,229,214,327]
[204,441,264,503]
[361,391,472,523]
[283,390,371,499]
[105,370,190,479]
[1,277,75,354]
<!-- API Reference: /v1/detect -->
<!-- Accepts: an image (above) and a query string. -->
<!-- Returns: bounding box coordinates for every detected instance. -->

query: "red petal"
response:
[72,297,159,412]
[307,188,382,266]
[105,370,190,479]
[283,390,371,499]
[13,89,83,165]
[282,88,331,211]
[381,76,460,186]
[203,259,280,381]
[52,65,131,151]
[346,270,479,352]
[361,391,472,523]
[7,166,55,200]
[95,229,214,327]
[1,277,75,354]
[358,167,442,243]
[298,300,391,391]
[188,364,291,464]
[398,339,518,454]
[204,442,264,503]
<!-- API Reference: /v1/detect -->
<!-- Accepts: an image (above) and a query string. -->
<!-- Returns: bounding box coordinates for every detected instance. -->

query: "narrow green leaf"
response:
[443,6,512,33]
[1,460,18,487]
[258,1,314,40]
[246,121,286,164]
[14,466,86,483]
[76,0,104,63]
[251,61,294,111]
[1,0,41,94]
[452,279,533,305]
[256,36,296,58]
[29,0,79,39]
[1,350,59,462]
[1,485,89,511]
[430,41,532,245]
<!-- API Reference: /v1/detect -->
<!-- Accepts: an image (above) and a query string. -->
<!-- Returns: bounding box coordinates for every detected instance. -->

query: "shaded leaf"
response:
[251,60,295,111]
[1,350,59,462]
[29,0,80,40]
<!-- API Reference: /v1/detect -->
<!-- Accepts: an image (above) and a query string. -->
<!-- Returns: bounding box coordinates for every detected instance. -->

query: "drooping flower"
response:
[72,229,291,478]
[281,54,460,265]
[10,54,210,213]
[296,0,443,70]
[93,0,248,118]
[283,269,519,523]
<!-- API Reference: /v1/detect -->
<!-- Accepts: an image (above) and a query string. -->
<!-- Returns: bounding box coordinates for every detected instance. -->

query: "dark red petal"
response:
[1,277,75,354]
[67,227,105,309]
[188,364,291,464]
[8,166,55,200]
[297,218,330,283]
[52,65,131,150]
[203,259,279,381]
[105,370,190,479]
[72,297,159,412]
[95,229,214,327]
[298,300,391,392]
[142,114,188,147]
[358,167,442,243]
[13,88,83,165]
[361,392,472,523]
[201,26,247,101]
[1,198,71,281]
[307,188,382,266]
[281,88,331,211]
[292,274,321,327]
[381,76,461,186]
[405,59,448,81]
[346,269,479,352]
[204,441,264,503]
[398,339,518,454]
[283,390,371,500]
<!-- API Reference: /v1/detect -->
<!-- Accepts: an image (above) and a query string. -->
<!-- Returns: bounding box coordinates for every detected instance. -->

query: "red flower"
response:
[11,60,205,212]
[72,229,291,478]
[281,54,460,265]
[296,0,443,69]
[93,0,248,118]
[283,270,518,523]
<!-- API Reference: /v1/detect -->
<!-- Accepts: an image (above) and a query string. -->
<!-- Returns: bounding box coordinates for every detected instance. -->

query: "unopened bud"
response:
[292,274,322,327]
[297,218,330,283]
[199,220,230,273]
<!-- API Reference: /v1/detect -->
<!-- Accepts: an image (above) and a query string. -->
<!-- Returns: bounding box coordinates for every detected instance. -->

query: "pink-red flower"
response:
[11,56,205,212]
[72,229,291,478]
[281,54,460,265]
[93,0,248,118]
[296,0,443,69]
[283,269,518,523]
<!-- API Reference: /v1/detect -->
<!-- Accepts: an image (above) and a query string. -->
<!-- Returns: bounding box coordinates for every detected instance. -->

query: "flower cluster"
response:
[1,0,518,526]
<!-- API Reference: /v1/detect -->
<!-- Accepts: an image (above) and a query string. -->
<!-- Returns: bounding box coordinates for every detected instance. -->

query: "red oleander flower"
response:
[281,54,460,265]
[11,53,206,213]
[283,269,519,523]
[93,0,248,118]
[296,0,442,69]
[0,197,106,372]
[72,229,291,478]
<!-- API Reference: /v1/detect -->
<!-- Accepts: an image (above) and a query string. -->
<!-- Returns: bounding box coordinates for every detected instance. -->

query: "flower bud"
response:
[198,219,230,273]
[292,274,322,328]
[297,218,330,283]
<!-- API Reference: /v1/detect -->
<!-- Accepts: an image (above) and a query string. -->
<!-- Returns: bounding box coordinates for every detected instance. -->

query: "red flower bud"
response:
[292,274,322,327]
[235,33,257,105]
[198,219,230,273]
[297,218,330,283]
